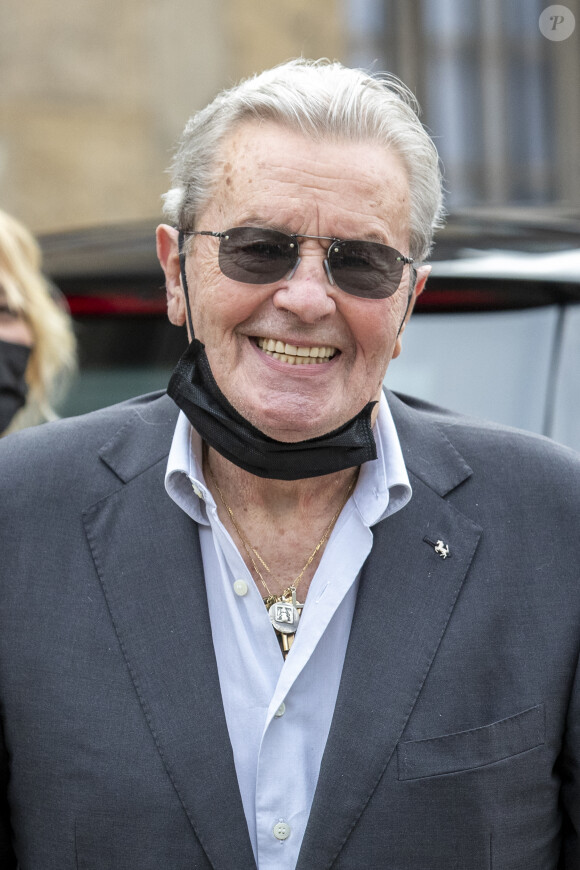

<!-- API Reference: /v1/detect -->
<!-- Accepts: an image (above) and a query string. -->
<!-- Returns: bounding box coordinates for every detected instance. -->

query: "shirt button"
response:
[233,579,248,597]
[274,702,286,718]
[273,821,291,841]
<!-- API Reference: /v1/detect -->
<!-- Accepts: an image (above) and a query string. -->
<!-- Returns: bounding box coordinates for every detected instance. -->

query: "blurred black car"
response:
[40,221,186,416]
[39,209,580,452]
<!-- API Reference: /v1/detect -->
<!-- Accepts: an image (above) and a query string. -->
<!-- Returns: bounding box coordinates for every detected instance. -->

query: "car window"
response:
[58,317,184,418]
[551,306,580,451]
[59,366,174,417]
[386,306,559,436]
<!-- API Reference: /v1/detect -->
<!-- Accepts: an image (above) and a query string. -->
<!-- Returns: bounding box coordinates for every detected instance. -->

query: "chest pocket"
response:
[397,703,544,780]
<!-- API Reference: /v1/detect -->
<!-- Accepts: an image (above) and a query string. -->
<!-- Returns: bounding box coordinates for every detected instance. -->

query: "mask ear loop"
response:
[397,265,416,337]
[178,230,196,339]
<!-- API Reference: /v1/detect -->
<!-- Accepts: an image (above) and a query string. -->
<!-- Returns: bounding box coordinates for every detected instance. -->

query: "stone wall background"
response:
[0,0,344,233]
[3,1,576,235]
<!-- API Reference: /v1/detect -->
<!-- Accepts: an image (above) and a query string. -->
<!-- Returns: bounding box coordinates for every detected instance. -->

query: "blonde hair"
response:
[0,209,76,432]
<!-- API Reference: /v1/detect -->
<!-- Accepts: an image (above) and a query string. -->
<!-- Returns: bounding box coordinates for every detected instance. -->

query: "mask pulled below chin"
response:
[167,338,377,480]
[0,339,31,434]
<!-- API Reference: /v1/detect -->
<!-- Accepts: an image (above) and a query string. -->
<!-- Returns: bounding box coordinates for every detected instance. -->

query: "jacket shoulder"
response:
[0,391,178,490]
[388,389,580,490]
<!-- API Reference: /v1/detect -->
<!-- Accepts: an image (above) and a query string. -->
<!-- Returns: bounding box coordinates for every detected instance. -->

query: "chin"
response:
[247,406,344,442]
[231,382,357,440]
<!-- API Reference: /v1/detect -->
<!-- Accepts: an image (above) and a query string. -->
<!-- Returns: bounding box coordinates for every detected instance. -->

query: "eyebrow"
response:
[228,218,392,246]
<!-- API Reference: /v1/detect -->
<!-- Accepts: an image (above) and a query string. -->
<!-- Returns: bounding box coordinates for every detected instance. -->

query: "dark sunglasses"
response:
[181,226,414,300]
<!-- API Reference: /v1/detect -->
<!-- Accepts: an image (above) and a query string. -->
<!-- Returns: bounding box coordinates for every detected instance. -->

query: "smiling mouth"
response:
[256,337,338,365]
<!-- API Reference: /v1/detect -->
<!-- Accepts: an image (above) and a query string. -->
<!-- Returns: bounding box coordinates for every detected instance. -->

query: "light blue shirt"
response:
[165,393,411,869]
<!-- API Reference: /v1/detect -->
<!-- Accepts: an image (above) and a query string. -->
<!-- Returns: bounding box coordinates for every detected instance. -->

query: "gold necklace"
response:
[207,464,357,656]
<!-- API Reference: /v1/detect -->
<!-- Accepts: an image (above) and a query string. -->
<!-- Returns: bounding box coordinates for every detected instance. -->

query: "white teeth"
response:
[257,337,337,364]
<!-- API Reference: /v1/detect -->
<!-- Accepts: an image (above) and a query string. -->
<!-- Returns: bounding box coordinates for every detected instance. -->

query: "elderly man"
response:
[1,59,579,870]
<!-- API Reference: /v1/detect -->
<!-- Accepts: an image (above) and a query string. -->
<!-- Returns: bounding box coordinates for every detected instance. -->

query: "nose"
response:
[272,247,336,323]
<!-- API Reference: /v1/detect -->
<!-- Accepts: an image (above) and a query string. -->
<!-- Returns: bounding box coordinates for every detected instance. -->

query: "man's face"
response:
[158,121,428,442]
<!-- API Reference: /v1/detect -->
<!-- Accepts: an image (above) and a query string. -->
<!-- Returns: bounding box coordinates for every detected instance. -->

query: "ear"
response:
[156,224,186,327]
[392,264,430,360]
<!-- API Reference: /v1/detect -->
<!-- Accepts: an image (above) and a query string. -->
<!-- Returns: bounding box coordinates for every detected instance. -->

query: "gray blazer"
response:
[1,390,579,869]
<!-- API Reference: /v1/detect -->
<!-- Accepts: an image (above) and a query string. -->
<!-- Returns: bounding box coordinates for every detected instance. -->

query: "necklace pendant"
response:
[291,586,303,612]
[269,600,300,635]
[282,586,304,611]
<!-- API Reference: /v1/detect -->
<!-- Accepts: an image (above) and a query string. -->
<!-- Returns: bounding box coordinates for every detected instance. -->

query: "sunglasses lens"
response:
[214,228,408,298]
[329,240,405,299]
[218,227,297,285]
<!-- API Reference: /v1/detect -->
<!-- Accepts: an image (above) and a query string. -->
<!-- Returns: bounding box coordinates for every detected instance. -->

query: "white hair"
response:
[163,58,445,262]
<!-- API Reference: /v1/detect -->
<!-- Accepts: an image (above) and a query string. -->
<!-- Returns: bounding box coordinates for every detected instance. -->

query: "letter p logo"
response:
[539,5,576,40]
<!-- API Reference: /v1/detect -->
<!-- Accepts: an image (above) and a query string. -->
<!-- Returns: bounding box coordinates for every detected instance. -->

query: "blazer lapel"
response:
[297,392,483,870]
[82,396,256,870]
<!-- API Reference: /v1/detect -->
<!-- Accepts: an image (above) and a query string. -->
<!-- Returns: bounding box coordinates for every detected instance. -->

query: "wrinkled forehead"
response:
[198,120,411,241]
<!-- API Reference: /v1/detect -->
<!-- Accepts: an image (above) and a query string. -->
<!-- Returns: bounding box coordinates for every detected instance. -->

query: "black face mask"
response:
[166,232,378,480]
[0,339,31,434]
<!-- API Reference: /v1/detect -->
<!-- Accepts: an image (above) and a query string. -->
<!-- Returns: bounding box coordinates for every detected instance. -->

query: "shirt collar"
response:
[164,391,411,528]
[355,391,412,524]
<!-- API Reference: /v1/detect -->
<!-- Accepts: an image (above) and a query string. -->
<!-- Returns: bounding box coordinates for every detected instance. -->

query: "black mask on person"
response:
[166,232,378,480]
[0,339,31,434]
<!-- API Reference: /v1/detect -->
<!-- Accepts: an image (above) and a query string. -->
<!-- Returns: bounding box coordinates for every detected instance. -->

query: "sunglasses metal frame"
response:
[180,227,414,299]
